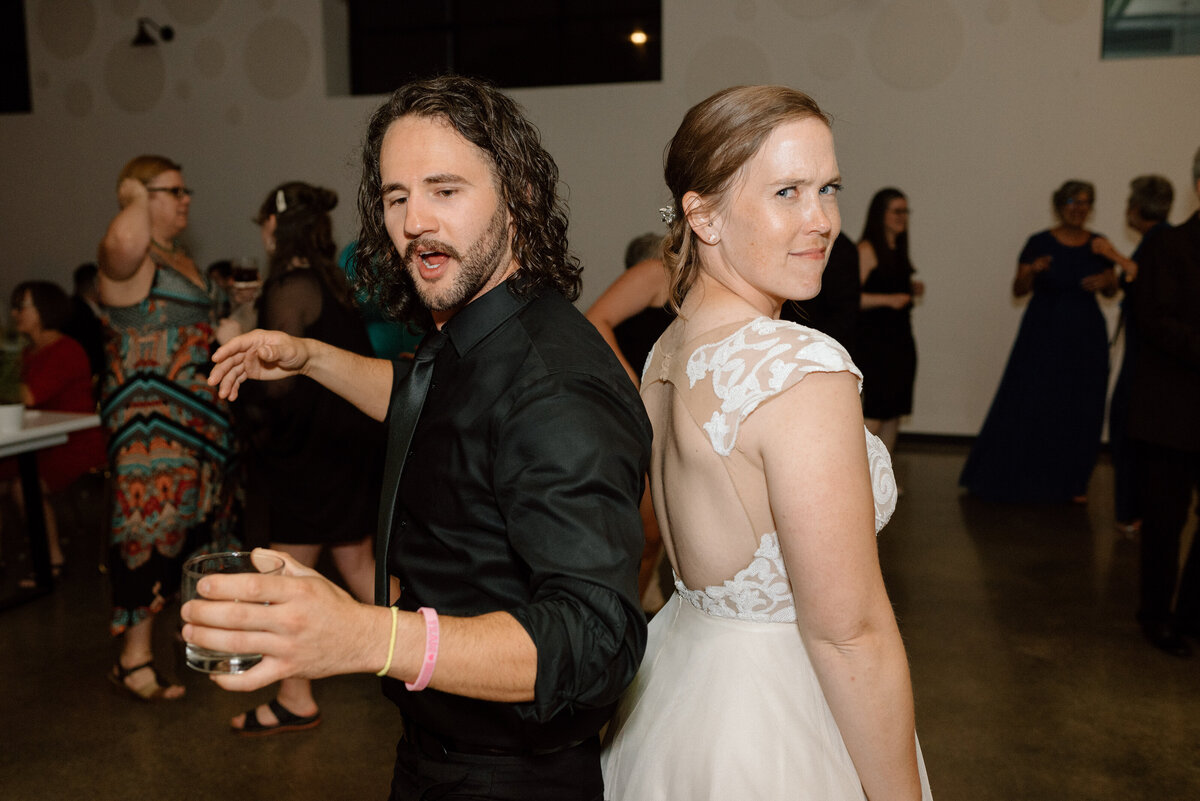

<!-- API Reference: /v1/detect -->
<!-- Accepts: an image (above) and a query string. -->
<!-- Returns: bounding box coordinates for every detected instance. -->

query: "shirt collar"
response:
[441,277,536,357]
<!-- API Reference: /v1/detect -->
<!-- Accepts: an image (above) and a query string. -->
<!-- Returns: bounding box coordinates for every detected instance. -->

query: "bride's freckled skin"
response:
[695,117,840,318]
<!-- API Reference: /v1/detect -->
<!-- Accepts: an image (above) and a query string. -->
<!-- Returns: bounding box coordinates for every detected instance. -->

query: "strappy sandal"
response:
[234,698,321,737]
[108,660,185,702]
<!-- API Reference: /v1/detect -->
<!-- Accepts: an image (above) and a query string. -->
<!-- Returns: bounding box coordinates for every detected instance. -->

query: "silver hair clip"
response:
[659,205,676,224]
[275,188,287,214]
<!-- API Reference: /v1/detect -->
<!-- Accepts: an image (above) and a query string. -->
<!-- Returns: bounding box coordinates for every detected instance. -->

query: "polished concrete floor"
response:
[2,441,1198,800]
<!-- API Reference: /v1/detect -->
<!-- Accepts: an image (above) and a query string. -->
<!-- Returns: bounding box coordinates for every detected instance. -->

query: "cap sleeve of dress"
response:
[682,317,862,457]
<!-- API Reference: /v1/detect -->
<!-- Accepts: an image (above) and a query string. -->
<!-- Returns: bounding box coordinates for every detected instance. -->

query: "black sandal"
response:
[234,699,321,737]
[108,660,185,702]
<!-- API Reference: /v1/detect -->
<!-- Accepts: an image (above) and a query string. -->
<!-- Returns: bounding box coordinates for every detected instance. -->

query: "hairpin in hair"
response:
[275,188,287,214]
[659,205,676,225]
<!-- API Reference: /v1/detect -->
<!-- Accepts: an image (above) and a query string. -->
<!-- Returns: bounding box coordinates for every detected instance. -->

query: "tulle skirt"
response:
[602,593,932,800]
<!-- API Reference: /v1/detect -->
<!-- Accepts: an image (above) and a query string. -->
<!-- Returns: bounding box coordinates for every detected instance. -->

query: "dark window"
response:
[1102,0,1200,59]
[345,0,661,94]
[0,1,32,114]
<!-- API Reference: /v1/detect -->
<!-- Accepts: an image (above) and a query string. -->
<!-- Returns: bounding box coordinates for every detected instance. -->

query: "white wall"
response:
[3,0,1199,435]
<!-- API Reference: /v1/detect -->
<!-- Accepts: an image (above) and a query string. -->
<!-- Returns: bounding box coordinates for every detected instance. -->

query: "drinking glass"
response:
[230,257,260,287]
[182,551,284,674]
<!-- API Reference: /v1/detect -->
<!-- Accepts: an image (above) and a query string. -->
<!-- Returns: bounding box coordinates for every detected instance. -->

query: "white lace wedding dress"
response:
[601,318,932,800]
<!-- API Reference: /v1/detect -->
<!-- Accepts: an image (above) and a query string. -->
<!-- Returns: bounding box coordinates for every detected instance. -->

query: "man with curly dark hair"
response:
[184,75,650,800]
[353,76,583,328]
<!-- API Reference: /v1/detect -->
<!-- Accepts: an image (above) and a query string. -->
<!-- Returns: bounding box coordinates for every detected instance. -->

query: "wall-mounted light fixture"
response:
[132,17,174,47]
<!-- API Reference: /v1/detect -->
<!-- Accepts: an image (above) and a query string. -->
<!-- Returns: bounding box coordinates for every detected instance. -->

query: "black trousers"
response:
[389,731,603,801]
[1108,360,1139,524]
[1134,441,1200,627]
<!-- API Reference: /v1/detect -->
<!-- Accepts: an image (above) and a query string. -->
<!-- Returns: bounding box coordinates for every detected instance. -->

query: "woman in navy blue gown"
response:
[960,180,1119,503]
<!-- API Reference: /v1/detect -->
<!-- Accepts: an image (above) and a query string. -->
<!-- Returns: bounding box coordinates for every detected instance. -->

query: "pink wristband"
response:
[405,607,439,691]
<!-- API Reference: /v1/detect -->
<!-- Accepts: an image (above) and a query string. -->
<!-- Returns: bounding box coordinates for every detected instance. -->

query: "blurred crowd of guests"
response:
[1,155,422,729]
[958,162,1200,659]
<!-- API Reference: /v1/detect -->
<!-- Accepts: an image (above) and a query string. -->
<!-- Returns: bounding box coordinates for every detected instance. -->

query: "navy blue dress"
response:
[960,230,1112,502]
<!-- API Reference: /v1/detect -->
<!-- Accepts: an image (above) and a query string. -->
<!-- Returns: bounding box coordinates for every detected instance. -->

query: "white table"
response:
[1,410,101,606]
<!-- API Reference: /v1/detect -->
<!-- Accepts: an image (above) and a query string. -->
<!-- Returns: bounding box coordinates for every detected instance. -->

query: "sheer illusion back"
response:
[641,317,898,622]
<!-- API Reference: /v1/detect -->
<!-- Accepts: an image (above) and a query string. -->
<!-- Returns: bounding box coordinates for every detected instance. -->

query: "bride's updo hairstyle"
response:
[662,85,829,310]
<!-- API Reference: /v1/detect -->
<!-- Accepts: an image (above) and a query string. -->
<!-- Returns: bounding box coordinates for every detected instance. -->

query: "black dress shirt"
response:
[381,280,651,752]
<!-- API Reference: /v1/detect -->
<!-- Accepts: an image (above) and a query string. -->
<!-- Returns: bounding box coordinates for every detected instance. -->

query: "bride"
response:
[601,85,932,800]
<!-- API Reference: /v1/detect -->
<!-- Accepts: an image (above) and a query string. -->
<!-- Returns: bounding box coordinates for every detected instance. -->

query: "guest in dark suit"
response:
[1127,148,1200,657]
[1100,176,1173,537]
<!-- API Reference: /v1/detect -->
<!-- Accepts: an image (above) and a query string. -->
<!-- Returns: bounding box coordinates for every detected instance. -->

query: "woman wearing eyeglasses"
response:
[97,155,240,701]
[855,188,923,462]
[960,179,1123,503]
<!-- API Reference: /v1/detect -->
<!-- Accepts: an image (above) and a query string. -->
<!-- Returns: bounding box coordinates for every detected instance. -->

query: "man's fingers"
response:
[209,664,281,693]
[188,571,296,606]
[185,616,276,652]
[255,547,321,579]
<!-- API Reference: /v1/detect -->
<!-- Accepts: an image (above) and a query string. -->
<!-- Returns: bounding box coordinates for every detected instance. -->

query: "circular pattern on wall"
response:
[194,37,226,78]
[774,0,842,18]
[243,18,311,100]
[867,0,964,91]
[806,33,853,81]
[64,80,93,118]
[37,0,96,60]
[103,43,166,113]
[162,0,221,26]
[684,36,773,103]
[1038,0,1090,24]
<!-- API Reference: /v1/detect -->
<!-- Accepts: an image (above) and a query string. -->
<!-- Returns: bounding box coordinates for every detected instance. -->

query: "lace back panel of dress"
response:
[661,318,898,622]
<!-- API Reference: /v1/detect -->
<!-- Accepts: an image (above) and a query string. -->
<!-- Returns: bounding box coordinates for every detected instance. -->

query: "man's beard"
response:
[403,202,511,313]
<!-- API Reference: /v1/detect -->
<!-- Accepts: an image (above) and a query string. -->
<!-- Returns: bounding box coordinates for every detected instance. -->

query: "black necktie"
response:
[374,329,448,606]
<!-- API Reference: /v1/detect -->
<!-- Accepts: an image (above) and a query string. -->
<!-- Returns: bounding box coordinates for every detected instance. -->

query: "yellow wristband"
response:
[376,605,399,677]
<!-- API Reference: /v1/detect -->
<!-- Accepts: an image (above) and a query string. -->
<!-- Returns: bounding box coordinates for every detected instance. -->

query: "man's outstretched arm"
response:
[209,329,394,421]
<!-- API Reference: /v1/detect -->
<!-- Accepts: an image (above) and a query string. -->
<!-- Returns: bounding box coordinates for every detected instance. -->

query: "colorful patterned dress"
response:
[100,255,239,635]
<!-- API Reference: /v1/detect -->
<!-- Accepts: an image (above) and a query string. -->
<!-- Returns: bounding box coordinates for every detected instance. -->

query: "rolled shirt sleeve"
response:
[496,371,650,721]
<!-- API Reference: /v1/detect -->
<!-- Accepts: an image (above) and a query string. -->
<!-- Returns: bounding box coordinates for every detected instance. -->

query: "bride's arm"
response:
[747,372,922,801]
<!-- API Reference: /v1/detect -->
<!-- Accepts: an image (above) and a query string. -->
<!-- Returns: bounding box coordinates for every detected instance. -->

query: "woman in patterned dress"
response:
[97,155,240,701]
[601,87,930,800]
